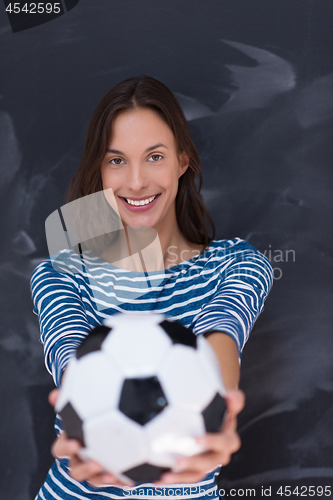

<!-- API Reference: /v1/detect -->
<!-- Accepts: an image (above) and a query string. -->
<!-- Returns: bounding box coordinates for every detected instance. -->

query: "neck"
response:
[121,205,205,270]
[158,226,188,268]
[152,222,205,270]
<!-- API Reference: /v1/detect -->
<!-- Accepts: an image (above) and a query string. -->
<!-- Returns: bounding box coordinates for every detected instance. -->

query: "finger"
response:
[224,389,245,418]
[88,473,133,488]
[87,472,118,487]
[196,428,241,455]
[48,389,60,407]
[52,432,81,459]
[70,453,85,468]
[69,460,104,483]
[217,390,245,433]
[174,442,239,472]
[174,452,222,473]
[221,412,238,434]
[156,470,208,485]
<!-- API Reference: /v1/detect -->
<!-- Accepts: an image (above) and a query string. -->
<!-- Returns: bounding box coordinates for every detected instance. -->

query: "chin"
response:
[122,218,156,229]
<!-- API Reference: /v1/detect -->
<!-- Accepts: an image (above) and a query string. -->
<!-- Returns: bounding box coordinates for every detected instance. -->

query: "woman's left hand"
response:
[155,389,245,485]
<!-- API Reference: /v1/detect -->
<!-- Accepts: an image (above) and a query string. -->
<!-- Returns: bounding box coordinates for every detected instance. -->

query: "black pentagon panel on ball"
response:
[119,376,168,426]
[76,325,112,359]
[59,402,85,446]
[202,393,227,432]
[124,463,171,482]
[159,319,197,349]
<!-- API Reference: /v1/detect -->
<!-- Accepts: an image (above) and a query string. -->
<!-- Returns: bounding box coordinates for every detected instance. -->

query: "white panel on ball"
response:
[157,344,217,411]
[145,407,205,467]
[102,315,172,378]
[83,409,148,475]
[69,352,123,420]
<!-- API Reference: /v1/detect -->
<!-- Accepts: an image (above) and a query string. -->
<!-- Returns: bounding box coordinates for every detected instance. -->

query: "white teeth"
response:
[125,195,157,206]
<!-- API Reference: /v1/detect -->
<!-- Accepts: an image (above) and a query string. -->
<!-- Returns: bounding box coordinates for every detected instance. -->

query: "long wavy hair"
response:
[66,76,215,251]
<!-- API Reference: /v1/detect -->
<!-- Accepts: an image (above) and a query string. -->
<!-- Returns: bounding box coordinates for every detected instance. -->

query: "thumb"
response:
[48,388,60,408]
[224,389,245,418]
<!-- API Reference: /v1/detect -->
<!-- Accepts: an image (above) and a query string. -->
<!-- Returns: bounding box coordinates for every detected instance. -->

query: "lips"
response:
[119,193,161,213]
[124,195,157,206]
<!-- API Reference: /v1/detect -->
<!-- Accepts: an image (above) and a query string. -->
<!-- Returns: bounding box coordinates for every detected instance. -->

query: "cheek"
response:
[156,167,180,189]
[101,167,118,191]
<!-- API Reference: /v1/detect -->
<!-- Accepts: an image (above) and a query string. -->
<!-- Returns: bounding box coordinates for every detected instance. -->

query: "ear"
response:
[178,152,190,178]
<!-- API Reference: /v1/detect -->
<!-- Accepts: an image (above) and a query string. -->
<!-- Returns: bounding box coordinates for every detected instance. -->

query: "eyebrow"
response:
[106,143,169,155]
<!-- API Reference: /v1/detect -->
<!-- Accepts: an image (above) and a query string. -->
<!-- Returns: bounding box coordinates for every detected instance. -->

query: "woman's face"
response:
[101,108,188,232]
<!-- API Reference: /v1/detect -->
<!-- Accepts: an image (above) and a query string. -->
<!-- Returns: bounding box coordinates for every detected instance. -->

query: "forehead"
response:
[109,108,176,149]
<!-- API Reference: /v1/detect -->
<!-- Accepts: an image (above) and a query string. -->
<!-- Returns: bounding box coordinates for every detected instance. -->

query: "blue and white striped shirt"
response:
[30,237,273,500]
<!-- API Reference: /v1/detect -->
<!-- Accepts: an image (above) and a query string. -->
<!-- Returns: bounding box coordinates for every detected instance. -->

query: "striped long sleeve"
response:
[31,260,92,387]
[191,246,273,356]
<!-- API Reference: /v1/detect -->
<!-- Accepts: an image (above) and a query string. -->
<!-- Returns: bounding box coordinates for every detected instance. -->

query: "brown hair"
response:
[66,76,215,251]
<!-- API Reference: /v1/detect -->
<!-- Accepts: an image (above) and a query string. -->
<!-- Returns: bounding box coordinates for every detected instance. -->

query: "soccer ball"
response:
[55,313,226,483]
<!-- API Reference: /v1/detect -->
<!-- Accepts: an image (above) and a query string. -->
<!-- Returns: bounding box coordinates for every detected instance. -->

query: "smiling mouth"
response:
[123,195,159,206]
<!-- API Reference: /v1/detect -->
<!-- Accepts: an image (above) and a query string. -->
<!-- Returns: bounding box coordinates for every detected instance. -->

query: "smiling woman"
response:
[30,76,273,500]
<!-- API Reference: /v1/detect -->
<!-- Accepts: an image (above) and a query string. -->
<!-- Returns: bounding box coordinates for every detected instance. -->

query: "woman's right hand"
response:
[48,389,133,488]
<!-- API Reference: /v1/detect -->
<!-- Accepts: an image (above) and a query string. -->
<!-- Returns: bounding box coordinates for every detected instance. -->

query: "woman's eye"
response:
[149,154,163,162]
[109,157,124,165]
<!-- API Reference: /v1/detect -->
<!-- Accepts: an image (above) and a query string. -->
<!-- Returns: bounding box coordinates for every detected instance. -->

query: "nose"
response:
[125,162,149,193]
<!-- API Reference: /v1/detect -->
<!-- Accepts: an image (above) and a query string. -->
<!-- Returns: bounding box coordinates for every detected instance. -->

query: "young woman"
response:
[31,76,273,500]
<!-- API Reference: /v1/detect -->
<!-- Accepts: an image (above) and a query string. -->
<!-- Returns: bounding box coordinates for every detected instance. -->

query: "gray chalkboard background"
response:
[0,1,332,498]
